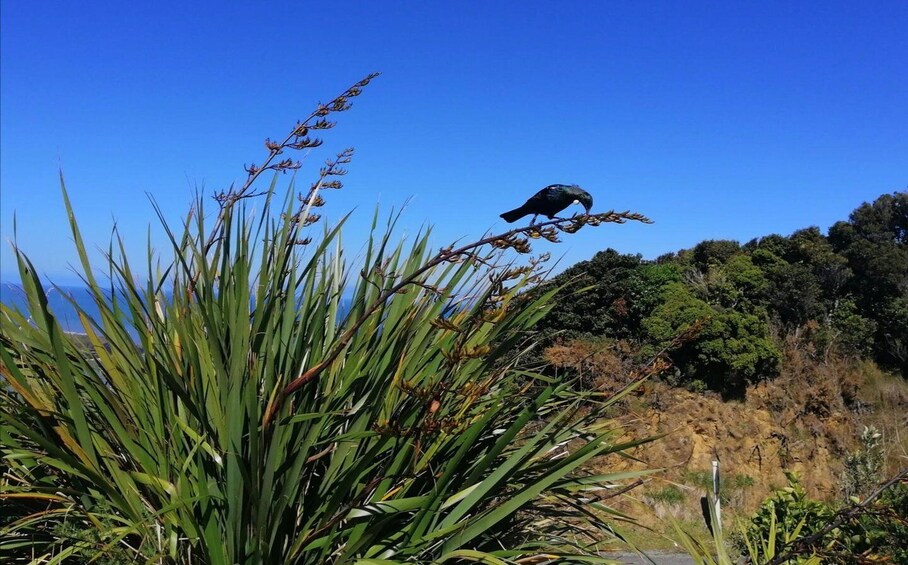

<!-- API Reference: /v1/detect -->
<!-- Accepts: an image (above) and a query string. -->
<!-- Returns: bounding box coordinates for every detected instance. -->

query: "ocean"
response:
[1,284,111,334]
[1,283,355,335]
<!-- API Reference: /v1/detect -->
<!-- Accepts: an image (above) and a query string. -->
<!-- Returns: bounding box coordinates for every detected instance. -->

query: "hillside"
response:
[530,191,908,546]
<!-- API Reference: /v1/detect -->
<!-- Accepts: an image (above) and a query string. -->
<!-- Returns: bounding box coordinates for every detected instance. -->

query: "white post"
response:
[712,459,722,533]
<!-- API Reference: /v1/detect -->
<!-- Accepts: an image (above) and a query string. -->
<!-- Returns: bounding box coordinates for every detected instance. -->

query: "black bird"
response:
[500,184,593,224]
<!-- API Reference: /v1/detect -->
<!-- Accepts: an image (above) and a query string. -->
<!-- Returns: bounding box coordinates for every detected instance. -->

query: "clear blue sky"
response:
[2,1,906,285]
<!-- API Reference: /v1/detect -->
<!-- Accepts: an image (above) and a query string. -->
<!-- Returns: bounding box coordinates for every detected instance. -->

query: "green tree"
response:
[827,299,877,356]
[747,228,853,329]
[642,282,780,396]
[722,254,769,310]
[829,191,908,373]
[745,233,790,257]
[532,249,643,342]
[764,260,825,327]
[621,262,684,335]
[789,228,852,297]
[691,239,741,270]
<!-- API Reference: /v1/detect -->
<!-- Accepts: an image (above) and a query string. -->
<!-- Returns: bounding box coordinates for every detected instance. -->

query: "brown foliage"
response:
[752,329,856,415]
[543,338,638,393]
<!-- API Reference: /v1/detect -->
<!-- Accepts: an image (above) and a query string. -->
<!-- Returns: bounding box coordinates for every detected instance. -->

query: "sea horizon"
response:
[1,282,355,336]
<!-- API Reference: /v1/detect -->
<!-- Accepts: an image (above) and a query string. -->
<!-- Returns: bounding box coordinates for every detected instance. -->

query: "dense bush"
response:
[642,282,780,396]
[829,192,908,372]
[531,249,645,342]
[533,191,908,394]
[859,482,908,564]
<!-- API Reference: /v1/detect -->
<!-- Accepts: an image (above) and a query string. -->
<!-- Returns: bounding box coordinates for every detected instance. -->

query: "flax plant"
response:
[1,75,656,564]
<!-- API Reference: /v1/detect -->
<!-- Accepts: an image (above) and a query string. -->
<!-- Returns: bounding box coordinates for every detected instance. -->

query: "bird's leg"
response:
[530,214,539,226]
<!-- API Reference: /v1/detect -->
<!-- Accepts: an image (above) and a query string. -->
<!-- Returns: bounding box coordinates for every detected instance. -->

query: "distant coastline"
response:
[1,283,134,336]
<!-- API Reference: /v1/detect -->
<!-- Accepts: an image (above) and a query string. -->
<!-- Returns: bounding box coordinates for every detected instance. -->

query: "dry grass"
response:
[854,360,908,473]
[543,338,639,394]
[547,331,908,550]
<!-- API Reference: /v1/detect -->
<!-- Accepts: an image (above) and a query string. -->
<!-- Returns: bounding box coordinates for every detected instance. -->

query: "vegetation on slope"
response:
[530,190,908,562]
[533,190,907,397]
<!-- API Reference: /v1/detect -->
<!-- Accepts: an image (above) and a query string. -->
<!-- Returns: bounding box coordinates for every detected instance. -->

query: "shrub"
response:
[841,426,884,500]
[691,239,741,270]
[687,379,708,393]
[736,469,908,564]
[736,472,841,563]
[678,471,908,564]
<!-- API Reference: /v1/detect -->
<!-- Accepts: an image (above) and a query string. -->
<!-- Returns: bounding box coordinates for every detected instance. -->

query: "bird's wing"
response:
[533,184,564,201]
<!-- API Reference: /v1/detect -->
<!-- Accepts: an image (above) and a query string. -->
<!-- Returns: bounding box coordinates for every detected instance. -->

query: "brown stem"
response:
[189,73,379,291]
[262,210,653,428]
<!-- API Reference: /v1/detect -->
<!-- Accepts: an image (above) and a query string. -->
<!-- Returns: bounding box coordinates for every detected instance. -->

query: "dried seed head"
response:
[482,307,506,322]
[533,252,551,265]
[355,72,381,88]
[290,137,323,150]
[502,266,533,280]
[430,318,462,332]
[274,158,301,173]
[331,97,350,112]
[490,234,532,254]
[440,348,461,363]
[462,345,491,359]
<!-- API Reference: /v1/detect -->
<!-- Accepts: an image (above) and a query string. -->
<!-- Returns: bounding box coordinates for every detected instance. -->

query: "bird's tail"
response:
[500,205,530,223]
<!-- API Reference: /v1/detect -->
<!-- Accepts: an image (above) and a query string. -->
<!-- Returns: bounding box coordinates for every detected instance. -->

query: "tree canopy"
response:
[532,191,908,395]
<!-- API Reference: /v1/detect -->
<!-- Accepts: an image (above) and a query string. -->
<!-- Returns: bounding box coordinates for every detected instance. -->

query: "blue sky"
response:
[2,1,906,285]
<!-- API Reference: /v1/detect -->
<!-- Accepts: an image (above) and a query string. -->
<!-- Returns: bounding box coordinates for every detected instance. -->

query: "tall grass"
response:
[1,75,656,564]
